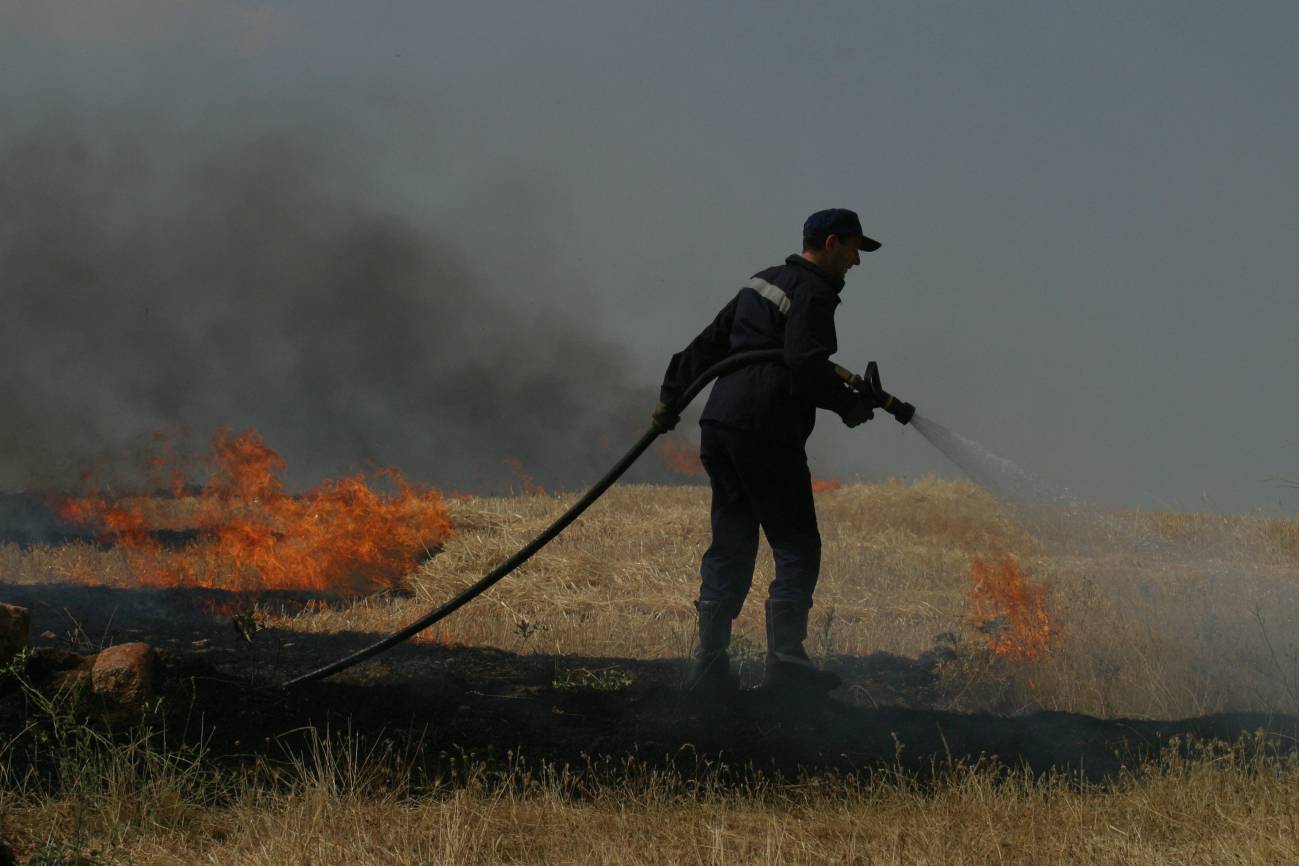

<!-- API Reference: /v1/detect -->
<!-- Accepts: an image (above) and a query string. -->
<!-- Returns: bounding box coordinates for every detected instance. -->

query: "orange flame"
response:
[966,555,1058,661]
[56,429,451,597]
[656,439,704,478]
[811,478,840,493]
[145,431,188,496]
[501,457,546,496]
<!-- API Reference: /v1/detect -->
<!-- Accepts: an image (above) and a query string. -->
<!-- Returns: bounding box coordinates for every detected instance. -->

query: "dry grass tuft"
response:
[4,733,1298,865]
[275,479,1299,718]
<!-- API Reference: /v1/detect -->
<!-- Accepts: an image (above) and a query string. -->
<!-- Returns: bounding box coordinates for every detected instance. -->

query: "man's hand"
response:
[838,397,874,428]
[651,402,680,434]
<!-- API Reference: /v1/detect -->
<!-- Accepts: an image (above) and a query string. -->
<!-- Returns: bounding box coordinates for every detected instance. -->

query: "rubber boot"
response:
[763,599,842,695]
[686,600,738,697]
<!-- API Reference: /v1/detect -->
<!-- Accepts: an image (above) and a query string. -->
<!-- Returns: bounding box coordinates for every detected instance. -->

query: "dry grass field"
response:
[285,479,1299,718]
[4,478,1299,864]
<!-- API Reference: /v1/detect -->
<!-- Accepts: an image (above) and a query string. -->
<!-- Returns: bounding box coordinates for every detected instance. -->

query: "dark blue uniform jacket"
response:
[659,255,859,447]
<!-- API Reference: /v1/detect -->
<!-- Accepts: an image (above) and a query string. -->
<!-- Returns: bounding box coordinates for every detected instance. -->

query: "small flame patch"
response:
[655,439,705,478]
[655,438,841,493]
[966,555,1058,661]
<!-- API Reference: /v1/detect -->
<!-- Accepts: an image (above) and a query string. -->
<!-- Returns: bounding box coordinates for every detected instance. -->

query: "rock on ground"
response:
[91,642,157,710]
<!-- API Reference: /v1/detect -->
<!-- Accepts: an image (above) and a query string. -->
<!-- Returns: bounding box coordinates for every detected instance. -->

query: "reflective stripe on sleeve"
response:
[746,277,791,316]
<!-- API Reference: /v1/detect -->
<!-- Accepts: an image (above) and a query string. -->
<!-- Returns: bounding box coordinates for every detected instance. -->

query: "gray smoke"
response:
[0,114,658,494]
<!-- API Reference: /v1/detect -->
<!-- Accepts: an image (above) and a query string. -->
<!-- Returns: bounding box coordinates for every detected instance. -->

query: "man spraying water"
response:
[283,211,918,690]
[652,209,887,698]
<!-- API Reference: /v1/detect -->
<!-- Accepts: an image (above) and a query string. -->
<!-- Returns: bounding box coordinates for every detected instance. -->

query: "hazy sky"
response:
[2,1,1296,514]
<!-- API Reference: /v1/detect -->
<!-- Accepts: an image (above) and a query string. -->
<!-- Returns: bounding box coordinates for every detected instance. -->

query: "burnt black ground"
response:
[3,583,1297,784]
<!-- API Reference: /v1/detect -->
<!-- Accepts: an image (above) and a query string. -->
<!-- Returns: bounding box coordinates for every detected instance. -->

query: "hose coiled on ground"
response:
[282,348,786,688]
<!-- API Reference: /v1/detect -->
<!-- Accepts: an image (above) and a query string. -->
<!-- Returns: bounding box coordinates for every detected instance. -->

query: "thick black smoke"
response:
[0,115,655,493]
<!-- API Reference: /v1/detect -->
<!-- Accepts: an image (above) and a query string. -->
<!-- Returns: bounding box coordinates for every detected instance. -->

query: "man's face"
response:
[824,234,862,279]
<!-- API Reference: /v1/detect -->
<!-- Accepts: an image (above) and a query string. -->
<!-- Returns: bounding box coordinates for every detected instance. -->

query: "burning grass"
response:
[966,555,1059,661]
[50,429,451,597]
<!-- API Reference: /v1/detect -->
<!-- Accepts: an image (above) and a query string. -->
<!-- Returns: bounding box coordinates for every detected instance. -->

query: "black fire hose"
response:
[282,349,912,688]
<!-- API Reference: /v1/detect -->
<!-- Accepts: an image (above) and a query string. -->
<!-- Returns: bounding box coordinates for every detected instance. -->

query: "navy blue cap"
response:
[803,209,881,252]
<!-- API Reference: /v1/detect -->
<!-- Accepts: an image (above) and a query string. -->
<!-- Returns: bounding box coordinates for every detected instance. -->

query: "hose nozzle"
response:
[852,361,915,425]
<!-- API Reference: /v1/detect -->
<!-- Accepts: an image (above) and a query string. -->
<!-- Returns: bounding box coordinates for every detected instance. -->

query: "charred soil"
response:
[3,583,1295,787]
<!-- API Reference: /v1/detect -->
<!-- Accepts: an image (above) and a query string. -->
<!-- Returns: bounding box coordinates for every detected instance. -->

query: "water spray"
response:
[833,360,1070,505]
[908,414,1075,506]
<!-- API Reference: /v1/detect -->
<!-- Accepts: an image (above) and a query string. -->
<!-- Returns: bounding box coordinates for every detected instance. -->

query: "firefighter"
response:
[653,209,880,697]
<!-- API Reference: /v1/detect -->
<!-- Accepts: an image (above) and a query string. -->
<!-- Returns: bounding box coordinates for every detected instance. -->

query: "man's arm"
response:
[657,293,740,409]
[783,289,861,417]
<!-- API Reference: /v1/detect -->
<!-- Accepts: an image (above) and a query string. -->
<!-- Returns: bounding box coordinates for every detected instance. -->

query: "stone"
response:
[0,603,30,666]
[91,642,157,710]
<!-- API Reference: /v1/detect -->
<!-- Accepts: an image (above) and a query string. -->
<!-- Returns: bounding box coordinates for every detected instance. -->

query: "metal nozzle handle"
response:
[835,361,915,425]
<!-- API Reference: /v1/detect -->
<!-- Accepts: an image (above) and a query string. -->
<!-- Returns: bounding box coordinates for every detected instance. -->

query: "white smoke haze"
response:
[998,496,1299,717]
[887,411,1297,715]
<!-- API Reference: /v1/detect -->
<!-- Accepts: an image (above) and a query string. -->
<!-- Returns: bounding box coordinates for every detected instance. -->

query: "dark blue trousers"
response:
[698,422,821,617]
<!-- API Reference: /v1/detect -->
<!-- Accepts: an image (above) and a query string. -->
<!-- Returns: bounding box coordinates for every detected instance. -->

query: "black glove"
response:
[838,396,874,429]
[651,402,680,434]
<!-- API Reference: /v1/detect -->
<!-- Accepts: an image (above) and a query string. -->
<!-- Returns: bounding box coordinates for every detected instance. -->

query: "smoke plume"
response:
[0,114,654,494]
